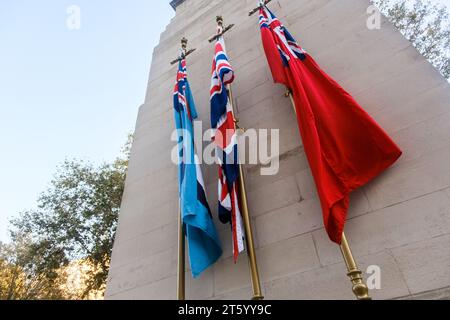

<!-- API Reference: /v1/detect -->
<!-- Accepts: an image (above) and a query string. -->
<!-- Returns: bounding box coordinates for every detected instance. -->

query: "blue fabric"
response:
[174,61,222,278]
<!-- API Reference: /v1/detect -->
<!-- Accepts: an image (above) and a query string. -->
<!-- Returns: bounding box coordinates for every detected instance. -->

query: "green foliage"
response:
[373,0,450,79]
[0,236,67,300]
[3,135,132,299]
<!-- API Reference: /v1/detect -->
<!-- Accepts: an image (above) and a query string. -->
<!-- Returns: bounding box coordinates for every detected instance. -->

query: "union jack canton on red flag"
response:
[210,36,245,262]
[258,4,402,244]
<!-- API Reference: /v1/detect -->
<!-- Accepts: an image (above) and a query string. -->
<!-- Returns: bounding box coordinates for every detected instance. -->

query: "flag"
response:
[173,57,222,278]
[258,5,402,244]
[210,36,245,262]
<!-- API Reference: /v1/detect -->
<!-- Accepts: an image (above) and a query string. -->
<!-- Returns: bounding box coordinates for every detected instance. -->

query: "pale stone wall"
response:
[105,0,450,300]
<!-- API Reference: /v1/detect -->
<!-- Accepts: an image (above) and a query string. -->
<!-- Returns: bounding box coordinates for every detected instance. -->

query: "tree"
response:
[0,236,67,300]
[373,0,450,79]
[4,135,132,299]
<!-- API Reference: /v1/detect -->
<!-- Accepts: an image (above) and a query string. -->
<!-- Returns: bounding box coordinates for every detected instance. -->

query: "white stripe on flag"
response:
[233,186,245,254]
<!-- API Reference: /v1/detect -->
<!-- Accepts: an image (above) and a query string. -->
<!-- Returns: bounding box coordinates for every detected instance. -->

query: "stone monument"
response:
[106,0,450,300]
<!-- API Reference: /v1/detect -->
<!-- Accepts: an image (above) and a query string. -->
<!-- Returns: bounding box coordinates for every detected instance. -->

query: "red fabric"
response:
[260,15,402,244]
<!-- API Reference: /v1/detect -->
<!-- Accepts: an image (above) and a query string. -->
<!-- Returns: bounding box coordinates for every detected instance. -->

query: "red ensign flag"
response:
[259,6,402,244]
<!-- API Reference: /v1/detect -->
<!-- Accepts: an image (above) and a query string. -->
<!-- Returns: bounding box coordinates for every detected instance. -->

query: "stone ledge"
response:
[170,0,186,10]
[397,286,450,300]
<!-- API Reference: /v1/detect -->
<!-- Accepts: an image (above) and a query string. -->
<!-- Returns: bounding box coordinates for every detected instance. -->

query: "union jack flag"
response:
[259,5,307,65]
[210,37,245,262]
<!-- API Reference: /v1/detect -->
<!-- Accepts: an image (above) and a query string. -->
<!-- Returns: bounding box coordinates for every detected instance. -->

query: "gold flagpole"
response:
[229,85,264,301]
[286,90,371,300]
[171,37,197,300]
[177,200,185,300]
[340,233,371,300]
[209,16,264,300]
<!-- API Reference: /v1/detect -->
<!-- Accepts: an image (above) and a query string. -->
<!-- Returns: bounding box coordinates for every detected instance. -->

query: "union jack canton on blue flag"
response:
[173,57,222,278]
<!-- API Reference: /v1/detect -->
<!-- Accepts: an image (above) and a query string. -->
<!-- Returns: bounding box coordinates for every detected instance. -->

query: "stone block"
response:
[295,168,317,201]
[214,254,252,295]
[353,60,444,116]
[107,247,177,295]
[107,276,176,300]
[263,250,409,300]
[114,200,178,244]
[392,233,450,295]
[257,233,320,282]
[213,286,255,300]
[371,83,450,135]
[247,175,301,217]
[254,200,323,248]
[391,111,450,163]
[313,191,450,266]
[365,145,450,211]
[111,223,178,270]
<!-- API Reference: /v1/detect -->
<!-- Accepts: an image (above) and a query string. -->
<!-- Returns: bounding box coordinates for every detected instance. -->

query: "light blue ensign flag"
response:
[173,58,222,278]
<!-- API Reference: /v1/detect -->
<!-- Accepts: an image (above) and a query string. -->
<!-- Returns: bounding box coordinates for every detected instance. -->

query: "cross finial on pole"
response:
[217,15,224,27]
[181,37,188,54]
[249,0,272,16]
[208,16,234,43]
[170,37,196,65]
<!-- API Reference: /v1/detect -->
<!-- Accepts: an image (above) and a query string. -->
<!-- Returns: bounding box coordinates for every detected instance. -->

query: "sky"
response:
[0,1,174,242]
[0,1,449,244]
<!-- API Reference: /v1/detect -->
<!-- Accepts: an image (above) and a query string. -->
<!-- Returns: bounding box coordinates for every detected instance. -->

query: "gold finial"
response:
[208,16,234,43]
[340,234,372,300]
[216,15,224,27]
[170,37,196,65]
[181,37,188,52]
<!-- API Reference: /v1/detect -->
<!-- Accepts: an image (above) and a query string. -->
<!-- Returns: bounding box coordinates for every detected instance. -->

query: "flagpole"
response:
[210,16,264,300]
[171,37,196,300]
[228,85,264,301]
[340,233,371,300]
[177,200,185,300]
[285,90,371,300]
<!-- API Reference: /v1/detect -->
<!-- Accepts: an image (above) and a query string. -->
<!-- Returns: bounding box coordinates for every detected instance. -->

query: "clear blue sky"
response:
[0,1,449,243]
[0,1,174,242]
